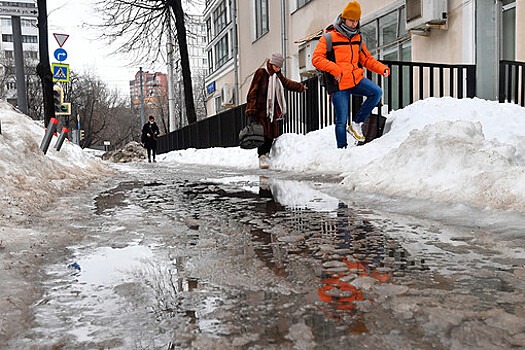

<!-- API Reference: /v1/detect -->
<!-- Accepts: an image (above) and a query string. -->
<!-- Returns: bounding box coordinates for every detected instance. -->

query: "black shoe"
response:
[148,159,151,163]
[153,159,156,163]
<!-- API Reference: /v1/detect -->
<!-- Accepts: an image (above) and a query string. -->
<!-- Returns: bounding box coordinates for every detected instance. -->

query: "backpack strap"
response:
[324,32,332,53]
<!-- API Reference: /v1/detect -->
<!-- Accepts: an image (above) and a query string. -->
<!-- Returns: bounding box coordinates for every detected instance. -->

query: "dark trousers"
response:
[147,148,156,161]
[257,137,274,156]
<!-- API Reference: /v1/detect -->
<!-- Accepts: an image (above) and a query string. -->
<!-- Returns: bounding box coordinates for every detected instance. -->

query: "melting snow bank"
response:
[342,119,525,211]
[0,100,112,222]
[160,97,525,212]
[338,98,525,212]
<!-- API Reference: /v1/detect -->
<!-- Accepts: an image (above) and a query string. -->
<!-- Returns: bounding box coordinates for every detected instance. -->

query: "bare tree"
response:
[0,56,42,120]
[65,72,132,149]
[94,0,203,125]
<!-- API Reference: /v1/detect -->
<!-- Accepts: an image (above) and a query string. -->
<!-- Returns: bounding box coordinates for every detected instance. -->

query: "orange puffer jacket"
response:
[312,29,389,91]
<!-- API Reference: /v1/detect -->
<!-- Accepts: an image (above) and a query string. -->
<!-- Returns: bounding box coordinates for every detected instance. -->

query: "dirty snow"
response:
[2,96,525,215]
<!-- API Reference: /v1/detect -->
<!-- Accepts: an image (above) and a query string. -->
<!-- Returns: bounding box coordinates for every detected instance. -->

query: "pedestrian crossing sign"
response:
[52,63,70,83]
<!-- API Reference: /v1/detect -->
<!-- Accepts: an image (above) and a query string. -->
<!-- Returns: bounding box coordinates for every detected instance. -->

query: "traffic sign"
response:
[53,33,69,48]
[52,63,70,83]
[53,48,68,62]
[0,2,38,17]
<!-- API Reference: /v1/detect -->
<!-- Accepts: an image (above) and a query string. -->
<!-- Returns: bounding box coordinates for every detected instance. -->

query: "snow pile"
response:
[102,141,146,163]
[161,97,525,212]
[0,100,112,221]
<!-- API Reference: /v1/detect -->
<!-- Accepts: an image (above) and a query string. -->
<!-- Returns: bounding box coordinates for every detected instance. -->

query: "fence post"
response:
[467,65,477,99]
[305,78,319,133]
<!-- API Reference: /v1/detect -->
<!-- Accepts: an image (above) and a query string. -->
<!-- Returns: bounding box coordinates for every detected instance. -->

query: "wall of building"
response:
[212,0,521,116]
[412,0,475,64]
[237,0,282,103]
[237,0,403,105]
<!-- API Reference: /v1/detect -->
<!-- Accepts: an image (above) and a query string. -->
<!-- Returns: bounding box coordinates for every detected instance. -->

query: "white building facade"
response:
[203,0,522,117]
[174,13,209,124]
[0,0,39,105]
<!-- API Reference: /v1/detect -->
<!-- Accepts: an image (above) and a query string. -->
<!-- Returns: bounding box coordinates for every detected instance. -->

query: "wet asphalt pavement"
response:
[7,162,525,349]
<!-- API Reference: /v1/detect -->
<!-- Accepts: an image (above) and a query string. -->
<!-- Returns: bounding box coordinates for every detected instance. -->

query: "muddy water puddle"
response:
[12,166,525,349]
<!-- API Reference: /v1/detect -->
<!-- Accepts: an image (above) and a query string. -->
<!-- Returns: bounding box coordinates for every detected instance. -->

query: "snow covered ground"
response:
[1,96,525,217]
[161,97,525,212]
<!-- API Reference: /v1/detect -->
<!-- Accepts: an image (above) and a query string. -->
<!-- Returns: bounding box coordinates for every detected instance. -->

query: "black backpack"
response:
[317,31,362,94]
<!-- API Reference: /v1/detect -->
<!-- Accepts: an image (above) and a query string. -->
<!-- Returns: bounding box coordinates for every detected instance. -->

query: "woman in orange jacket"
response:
[312,1,390,148]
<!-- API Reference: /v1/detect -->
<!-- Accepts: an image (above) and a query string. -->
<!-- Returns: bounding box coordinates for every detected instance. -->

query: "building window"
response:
[22,19,36,27]
[213,1,228,35]
[23,35,38,43]
[214,35,229,68]
[360,6,409,60]
[254,0,269,39]
[3,34,38,43]
[206,18,212,42]
[296,0,311,9]
[502,0,516,60]
[24,51,38,59]
[208,50,214,74]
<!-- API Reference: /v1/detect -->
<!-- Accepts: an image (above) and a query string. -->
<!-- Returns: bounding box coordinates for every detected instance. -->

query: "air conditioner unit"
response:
[406,0,447,31]
[298,39,320,78]
[221,83,235,108]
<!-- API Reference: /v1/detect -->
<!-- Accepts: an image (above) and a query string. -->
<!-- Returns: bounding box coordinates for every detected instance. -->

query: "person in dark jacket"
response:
[142,115,160,162]
[312,1,390,148]
[246,52,307,169]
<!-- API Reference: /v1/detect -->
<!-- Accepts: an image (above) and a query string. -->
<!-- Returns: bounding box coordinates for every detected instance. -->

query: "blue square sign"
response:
[52,63,70,83]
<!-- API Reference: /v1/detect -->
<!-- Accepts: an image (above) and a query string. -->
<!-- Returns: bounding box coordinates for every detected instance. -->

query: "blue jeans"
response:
[332,78,383,148]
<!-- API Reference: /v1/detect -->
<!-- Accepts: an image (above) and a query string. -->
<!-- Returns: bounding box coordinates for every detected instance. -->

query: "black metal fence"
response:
[499,60,525,107]
[158,60,477,154]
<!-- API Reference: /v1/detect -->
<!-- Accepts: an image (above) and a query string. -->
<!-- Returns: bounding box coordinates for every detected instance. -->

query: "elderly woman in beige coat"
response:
[245,53,307,169]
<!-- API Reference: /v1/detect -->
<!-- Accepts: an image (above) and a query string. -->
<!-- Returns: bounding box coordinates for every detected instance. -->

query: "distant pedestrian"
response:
[246,52,307,169]
[142,115,159,162]
[312,0,390,148]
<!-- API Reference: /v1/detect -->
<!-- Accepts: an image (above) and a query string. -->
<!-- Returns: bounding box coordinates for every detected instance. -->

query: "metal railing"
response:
[499,60,525,107]
[158,60,477,154]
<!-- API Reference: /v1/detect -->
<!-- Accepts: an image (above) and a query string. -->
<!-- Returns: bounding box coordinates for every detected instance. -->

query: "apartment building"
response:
[0,0,39,106]
[203,0,237,116]
[129,71,169,129]
[173,12,208,125]
[203,0,522,117]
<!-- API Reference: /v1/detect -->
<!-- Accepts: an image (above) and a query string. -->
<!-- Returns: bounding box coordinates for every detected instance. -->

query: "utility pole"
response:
[12,16,28,114]
[139,67,145,127]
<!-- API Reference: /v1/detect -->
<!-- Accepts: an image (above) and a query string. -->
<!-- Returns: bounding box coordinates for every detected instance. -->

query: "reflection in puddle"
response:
[194,175,429,336]
[75,244,153,285]
[93,181,143,215]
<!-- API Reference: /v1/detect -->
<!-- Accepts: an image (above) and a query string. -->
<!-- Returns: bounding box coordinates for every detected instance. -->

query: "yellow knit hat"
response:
[342,1,361,20]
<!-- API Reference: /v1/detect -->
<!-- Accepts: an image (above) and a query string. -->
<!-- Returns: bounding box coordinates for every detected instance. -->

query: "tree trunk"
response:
[168,0,197,125]
[36,0,55,126]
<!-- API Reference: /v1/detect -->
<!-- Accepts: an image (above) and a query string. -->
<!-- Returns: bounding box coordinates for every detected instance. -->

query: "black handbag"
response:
[239,116,265,149]
[358,114,387,145]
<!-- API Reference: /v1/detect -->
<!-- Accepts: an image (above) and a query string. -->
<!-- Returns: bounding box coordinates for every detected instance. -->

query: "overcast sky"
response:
[47,0,151,98]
